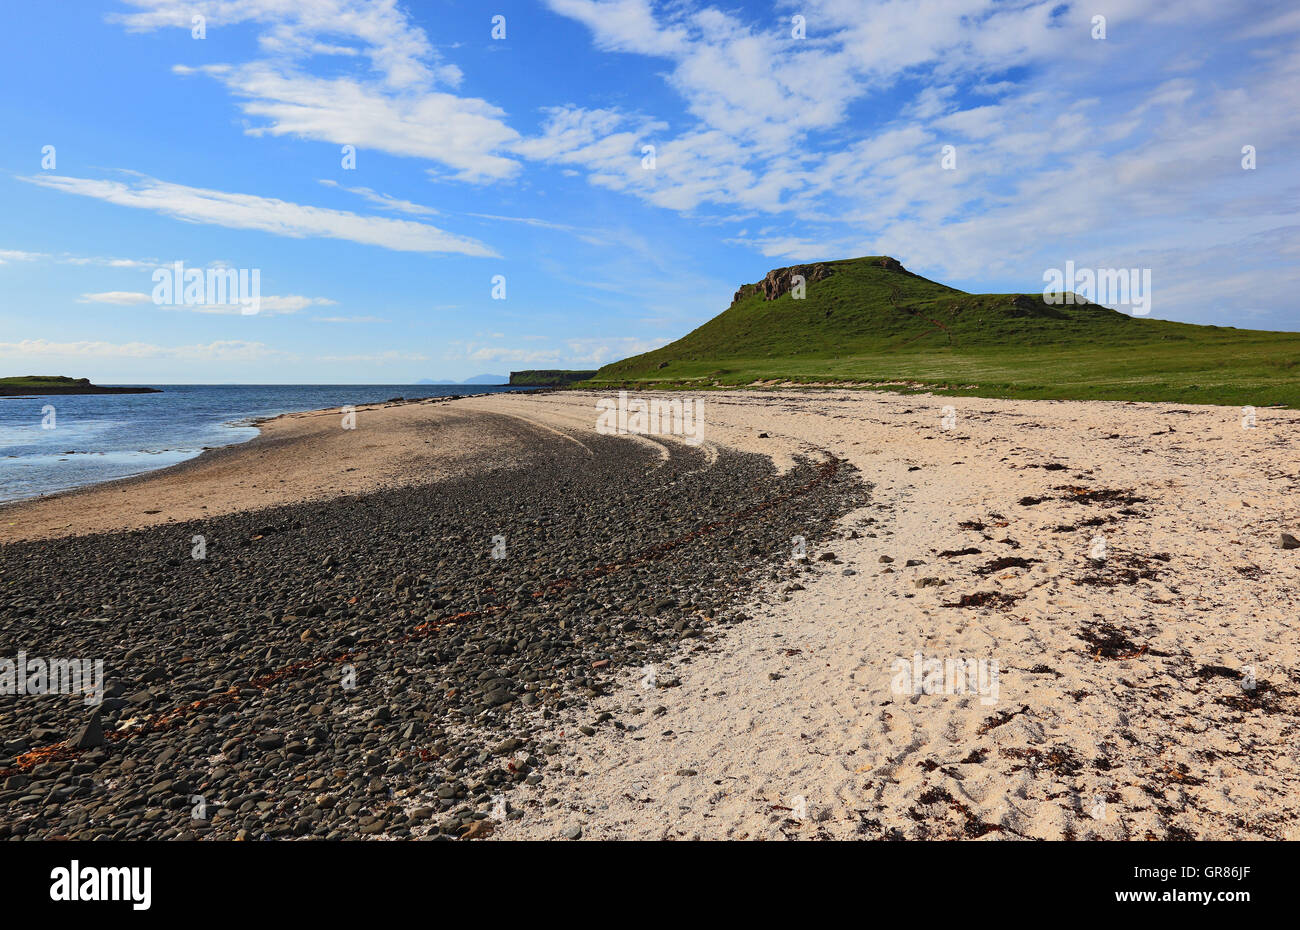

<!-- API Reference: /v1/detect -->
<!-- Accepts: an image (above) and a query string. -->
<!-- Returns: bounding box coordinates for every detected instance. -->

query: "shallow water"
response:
[0,384,526,503]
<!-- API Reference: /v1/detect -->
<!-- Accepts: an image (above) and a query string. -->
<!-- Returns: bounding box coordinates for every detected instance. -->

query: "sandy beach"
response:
[479,390,1300,840]
[3,388,1298,840]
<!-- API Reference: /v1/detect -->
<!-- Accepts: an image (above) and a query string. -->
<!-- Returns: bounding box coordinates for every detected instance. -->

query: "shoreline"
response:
[0,386,535,518]
[0,393,520,542]
[0,422,261,508]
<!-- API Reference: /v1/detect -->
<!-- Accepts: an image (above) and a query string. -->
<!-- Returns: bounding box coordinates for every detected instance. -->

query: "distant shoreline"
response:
[0,387,161,397]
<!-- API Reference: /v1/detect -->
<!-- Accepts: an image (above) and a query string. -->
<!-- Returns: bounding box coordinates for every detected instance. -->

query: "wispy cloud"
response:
[1,250,159,268]
[113,0,447,88]
[0,249,46,263]
[75,291,337,315]
[316,349,428,362]
[77,291,155,305]
[63,255,158,268]
[0,337,290,361]
[20,173,499,256]
[318,180,439,217]
[195,295,337,315]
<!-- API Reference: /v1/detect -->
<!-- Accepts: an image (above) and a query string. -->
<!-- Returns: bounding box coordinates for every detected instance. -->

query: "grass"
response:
[591,257,1300,407]
[0,376,93,388]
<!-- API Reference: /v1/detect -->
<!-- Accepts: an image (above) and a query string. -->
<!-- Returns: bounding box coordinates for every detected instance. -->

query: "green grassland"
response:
[590,257,1300,408]
[0,376,160,396]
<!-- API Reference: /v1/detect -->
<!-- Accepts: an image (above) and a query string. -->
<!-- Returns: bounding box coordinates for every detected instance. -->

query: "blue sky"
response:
[1,0,1297,383]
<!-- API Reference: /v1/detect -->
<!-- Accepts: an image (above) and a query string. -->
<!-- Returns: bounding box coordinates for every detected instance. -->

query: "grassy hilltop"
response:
[591,256,1300,408]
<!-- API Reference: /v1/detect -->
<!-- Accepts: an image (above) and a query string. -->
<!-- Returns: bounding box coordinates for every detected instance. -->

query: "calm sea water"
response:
[0,384,528,504]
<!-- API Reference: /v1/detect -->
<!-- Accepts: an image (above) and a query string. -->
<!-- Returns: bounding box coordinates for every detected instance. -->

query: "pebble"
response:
[0,427,866,840]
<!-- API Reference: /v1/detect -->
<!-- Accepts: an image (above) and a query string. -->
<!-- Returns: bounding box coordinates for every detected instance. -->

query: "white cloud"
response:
[0,249,46,263]
[77,291,155,305]
[20,173,498,256]
[113,0,443,88]
[116,2,521,182]
[562,337,666,365]
[189,64,520,183]
[544,0,689,56]
[463,345,556,365]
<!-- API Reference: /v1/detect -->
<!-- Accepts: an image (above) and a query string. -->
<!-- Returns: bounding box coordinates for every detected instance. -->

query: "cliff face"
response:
[732,262,837,304]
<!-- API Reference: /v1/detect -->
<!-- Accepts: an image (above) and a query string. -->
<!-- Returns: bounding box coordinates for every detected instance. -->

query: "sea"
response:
[0,384,529,504]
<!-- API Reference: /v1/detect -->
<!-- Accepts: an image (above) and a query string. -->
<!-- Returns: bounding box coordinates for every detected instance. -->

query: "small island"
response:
[0,375,161,397]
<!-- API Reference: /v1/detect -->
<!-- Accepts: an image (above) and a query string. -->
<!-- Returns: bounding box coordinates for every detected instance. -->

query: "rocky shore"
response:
[0,424,865,840]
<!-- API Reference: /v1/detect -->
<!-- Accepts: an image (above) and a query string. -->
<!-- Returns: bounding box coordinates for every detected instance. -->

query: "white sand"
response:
[475,389,1300,840]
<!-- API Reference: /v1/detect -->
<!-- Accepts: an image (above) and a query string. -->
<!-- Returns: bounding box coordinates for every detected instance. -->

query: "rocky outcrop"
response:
[733,262,837,303]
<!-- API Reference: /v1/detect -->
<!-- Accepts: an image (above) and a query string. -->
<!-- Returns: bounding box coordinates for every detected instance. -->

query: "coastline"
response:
[3,389,1299,840]
[0,394,862,840]
[0,394,521,542]
[0,385,534,517]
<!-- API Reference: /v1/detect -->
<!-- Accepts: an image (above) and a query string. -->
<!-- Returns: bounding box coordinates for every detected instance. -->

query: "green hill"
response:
[0,375,160,396]
[510,369,598,386]
[592,256,1300,407]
